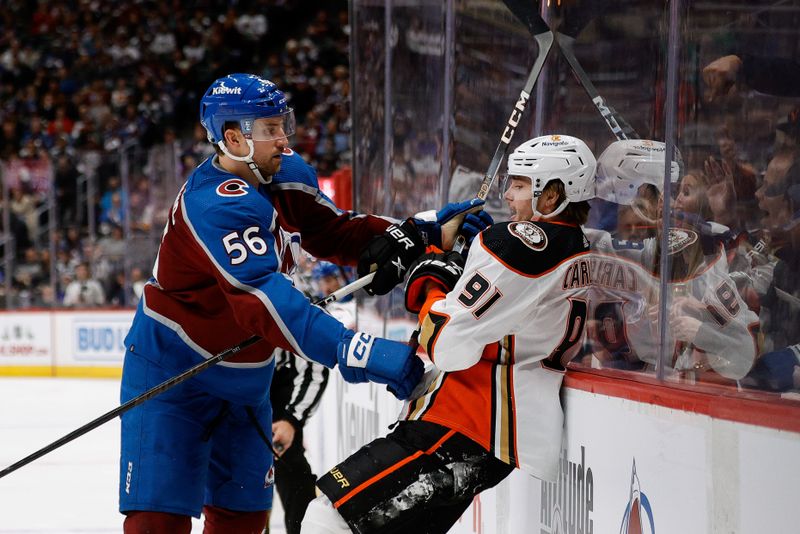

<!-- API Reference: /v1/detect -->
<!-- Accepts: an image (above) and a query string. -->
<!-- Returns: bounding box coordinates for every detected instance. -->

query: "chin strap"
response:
[216,139,270,184]
[532,197,569,220]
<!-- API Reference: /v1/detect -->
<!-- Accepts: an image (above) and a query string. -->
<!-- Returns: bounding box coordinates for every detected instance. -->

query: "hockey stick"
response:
[452,0,554,253]
[505,0,638,140]
[0,274,371,480]
[555,31,639,141]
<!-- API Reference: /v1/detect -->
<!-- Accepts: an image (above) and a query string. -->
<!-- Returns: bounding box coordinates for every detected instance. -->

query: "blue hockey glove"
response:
[358,220,425,296]
[336,331,424,400]
[413,198,493,250]
[461,210,494,246]
[741,345,800,392]
[404,249,465,314]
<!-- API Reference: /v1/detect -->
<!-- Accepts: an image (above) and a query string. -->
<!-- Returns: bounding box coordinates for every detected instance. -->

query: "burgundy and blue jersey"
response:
[124,150,392,404]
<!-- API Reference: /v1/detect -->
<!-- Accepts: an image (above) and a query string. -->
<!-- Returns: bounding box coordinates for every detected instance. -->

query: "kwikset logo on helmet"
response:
[212,85,242,95]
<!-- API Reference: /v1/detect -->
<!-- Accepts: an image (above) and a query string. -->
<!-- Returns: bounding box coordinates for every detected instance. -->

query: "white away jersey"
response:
[404,220,590,482]
[583,228,758,379]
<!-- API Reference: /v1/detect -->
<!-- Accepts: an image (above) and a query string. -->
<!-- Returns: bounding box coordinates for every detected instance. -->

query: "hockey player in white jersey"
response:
[583,140,758,380]
[301,135,597,534]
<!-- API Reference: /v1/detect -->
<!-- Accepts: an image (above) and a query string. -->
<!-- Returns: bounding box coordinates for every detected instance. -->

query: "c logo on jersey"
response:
[509,221,548,251]
[216,178,250,197]
[667,227,698,256]
[282,147,294,156]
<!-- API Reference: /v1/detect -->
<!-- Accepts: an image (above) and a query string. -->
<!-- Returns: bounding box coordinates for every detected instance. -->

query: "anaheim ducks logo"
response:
[509,221,548,251]
[667,227,698,256]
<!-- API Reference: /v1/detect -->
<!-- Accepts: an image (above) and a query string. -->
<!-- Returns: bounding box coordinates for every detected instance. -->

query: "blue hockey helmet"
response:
[312,261,340,281]
[199,73,295,144]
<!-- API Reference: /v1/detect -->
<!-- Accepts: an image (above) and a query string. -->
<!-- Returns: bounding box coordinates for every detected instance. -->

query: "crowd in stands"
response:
[0,0,351,308]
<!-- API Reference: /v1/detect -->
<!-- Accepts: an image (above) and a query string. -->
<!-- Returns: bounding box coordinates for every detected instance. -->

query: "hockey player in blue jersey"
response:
[118,73,492,533]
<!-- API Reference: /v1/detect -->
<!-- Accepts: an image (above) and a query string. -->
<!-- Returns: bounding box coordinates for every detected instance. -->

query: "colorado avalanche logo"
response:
[216,178,250,197]
[619,460,656,534]
[509,221,548,251]
[264,465,275,488]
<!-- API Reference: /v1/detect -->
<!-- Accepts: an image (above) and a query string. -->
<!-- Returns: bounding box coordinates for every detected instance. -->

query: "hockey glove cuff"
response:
[357,219,425,296]
[404,249,465,314]
[413,198,493,250]
[336,331,424,400]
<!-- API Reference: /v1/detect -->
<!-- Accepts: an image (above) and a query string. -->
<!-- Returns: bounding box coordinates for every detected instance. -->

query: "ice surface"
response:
[0,377,285,533]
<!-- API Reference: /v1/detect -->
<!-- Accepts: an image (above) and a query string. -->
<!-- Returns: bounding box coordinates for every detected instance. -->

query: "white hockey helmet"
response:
[506,134,597,219]
[595,139,682,206]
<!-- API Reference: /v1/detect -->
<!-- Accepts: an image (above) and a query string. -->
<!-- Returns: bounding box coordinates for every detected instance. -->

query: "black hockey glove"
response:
[358,219,425,296]
[404,249,465,314]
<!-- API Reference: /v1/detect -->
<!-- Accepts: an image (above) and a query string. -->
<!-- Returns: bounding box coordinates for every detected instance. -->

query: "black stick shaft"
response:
[0,335,262,480]
[0,277,365,480]
[453,1,553,253]
[556,33,639,140]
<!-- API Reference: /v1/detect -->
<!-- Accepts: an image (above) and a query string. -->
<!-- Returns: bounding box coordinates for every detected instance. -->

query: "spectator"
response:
[63,262,105,308]
[703,54,800,100]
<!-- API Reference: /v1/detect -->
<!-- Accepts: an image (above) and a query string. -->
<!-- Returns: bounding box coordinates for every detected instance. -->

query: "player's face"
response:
[318,274,342,296]
[504,176,534,221]
[252,117,290,176]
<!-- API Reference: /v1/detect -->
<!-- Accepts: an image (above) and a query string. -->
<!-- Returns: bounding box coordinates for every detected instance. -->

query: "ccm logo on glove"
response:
[347,332,374,368]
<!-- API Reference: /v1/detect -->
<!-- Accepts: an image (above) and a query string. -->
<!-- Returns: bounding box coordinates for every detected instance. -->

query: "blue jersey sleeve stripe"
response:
[270,182,343,215]
[179,193,310,360]
[140,290,276,368]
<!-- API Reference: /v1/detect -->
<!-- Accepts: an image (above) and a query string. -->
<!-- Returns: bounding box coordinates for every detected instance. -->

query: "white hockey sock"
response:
[300,495,353,534]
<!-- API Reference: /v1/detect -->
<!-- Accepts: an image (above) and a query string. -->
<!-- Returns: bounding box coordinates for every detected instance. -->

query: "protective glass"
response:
[247,111,296,141]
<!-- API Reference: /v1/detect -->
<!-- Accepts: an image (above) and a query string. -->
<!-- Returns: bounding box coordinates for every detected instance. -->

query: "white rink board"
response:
[53,310,133,367]
[0,312,51,365]
[305,376,800,534]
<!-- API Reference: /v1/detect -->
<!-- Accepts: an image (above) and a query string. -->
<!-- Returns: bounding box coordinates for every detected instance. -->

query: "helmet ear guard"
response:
[506,134,597,219]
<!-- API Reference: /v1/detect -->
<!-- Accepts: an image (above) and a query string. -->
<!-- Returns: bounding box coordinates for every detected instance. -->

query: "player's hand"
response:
[271,420,295,456]
[358,220,425,296]
[414,198,493,250]
[702,55,742,101]
[336,331,424,400]
[669,314,702,343]
[404,249,465,314]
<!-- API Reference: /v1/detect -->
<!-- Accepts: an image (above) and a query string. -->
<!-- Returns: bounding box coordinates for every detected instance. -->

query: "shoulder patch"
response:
[480,222,586,277]
[508,222,548,251]
[216,178,250,197]
[668,227,698,256]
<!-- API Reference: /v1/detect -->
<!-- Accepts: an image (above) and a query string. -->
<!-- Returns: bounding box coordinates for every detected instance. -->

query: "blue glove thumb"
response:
[460,210,494,247]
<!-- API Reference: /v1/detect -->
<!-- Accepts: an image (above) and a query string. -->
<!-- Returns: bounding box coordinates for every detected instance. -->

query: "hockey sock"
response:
[202,505,270,534]
[123,511,192,534]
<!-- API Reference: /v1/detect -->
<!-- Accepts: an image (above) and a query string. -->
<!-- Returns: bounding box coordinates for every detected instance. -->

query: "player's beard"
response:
[256,152,283,178]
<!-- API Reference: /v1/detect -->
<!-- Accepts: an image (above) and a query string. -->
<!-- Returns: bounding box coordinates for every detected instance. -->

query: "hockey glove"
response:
[336,331,424,400]
[358,219,425,296]
[404,249,465,314]
[413,198,493,250]
[741,344,800,392]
